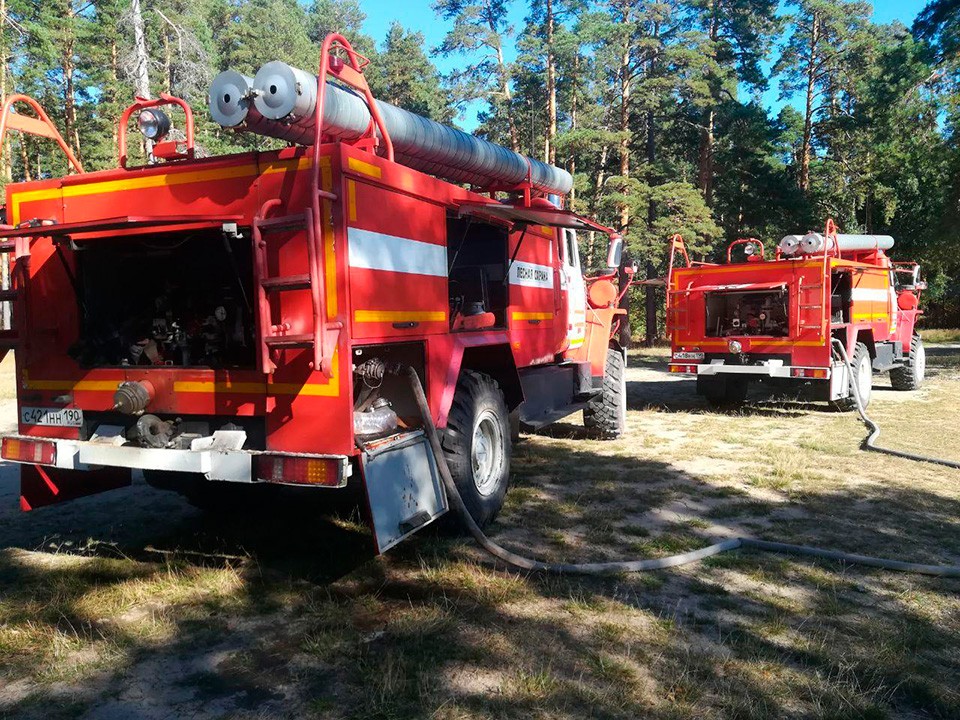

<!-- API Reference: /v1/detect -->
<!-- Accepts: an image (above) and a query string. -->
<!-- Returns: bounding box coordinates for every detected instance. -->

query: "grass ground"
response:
[0,339,959,719]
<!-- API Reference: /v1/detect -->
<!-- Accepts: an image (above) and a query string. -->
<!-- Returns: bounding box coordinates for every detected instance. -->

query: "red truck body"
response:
[0,39,628,552]
[666,225,925,407]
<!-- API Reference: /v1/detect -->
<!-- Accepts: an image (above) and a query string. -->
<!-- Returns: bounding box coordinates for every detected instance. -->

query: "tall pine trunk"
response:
[544,0,557,165]
[696,0,718,206]
[800,11,820,192]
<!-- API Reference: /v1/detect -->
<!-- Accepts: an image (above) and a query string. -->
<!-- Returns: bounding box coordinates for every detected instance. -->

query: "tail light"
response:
[2,437,56,465]
[254,455,345,487]
[669,364,699,374]
[791,368,829,379]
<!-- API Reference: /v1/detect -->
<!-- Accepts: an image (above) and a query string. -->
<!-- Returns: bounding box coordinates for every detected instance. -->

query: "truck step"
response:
[261,274,311,291]
[264,334,314,348]
[0,330,18,347]
[0,289,18,302]
[0,241,16,254]
[255,214,307,232]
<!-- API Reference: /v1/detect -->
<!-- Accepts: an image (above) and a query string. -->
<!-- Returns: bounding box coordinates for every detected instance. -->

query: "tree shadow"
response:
[2,436,959,718]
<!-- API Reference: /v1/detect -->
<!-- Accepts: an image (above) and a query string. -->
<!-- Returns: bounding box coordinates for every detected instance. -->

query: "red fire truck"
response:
[666,221,925,409]
[0,36,629,553]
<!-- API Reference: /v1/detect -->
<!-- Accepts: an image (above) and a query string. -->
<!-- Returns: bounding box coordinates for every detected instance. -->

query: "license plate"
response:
[21,407,84,427]
[673,351,705,361]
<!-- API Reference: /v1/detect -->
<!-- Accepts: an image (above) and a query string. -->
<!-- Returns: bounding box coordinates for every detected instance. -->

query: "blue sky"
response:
[315,0,931,128]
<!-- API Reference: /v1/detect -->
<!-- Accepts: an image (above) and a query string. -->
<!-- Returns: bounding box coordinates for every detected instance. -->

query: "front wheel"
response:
[890,334,925,391]
[442,370,511,528]
[583,348,626,439]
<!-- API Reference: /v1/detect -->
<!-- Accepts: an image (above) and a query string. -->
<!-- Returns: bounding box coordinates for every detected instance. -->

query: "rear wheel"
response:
[583,348,626,439]
[890,333,925,391]
[442,371,511,528]
[699,376,749,409]
[834,341,872,411]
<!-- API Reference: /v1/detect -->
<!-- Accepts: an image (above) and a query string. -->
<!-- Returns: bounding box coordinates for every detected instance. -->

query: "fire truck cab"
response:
[667,222,925,410]
[0,37,629,553]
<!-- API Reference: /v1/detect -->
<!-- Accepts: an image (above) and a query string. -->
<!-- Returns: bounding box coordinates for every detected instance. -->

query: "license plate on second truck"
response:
[21,407,83,427]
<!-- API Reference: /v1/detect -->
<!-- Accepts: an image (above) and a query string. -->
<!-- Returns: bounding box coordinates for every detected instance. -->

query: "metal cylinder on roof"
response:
[800,232,895,255]
[214,60,573,195]
[209,70,314,145]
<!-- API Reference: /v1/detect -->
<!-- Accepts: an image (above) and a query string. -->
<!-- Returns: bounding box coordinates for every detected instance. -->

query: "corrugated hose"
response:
[405,366,960,578]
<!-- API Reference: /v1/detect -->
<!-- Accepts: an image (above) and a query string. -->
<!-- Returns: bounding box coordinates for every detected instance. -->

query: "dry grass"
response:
[0,343,959,718]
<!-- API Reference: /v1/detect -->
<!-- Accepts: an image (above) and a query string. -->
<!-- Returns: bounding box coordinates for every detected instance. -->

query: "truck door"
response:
[561,229,587,352]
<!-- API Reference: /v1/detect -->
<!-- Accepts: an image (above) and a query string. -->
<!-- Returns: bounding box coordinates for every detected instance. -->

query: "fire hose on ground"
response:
[831,338,960,470]
[404,366,960,578]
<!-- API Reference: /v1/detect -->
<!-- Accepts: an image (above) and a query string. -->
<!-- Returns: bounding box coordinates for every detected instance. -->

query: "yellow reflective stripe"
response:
[22,375,120,392]
[347,156,382,178]
[9,155,327,225]
[512,311,553,321]
[172,381,338,397]
[347,180,357,222]
[354,310,446,323]
[691,339,827,348]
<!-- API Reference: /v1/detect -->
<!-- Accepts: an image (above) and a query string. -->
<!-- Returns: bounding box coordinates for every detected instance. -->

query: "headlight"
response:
[743,243,756,256]
[728,340,743,354]
[138,109,171,141]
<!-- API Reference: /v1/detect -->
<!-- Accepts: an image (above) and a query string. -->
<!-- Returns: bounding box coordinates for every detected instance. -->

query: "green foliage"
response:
[0,0,959,329]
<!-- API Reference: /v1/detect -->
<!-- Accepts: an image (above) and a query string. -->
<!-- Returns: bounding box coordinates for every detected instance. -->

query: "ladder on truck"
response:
[253,34,394,377]
[0,94,85,363]
[665,234,692,335]
[796,219,839,340]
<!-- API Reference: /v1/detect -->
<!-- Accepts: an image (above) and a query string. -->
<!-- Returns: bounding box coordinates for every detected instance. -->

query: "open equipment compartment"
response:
[67,226,257,369]
[705,287,790,338]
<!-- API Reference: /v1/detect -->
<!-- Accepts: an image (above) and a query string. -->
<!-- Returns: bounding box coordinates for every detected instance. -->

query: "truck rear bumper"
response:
[668,360,831,380]
[1,430,352,486]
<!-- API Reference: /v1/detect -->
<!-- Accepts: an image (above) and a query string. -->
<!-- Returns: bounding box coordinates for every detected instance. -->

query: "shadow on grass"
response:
[1,437,959,719]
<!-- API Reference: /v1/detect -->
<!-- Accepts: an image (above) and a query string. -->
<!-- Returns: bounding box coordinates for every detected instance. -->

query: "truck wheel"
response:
[890,333,925,391]
[835,341,872,411]
[699,376,749,409]
[583,348,626,439]
[442,371,511,528]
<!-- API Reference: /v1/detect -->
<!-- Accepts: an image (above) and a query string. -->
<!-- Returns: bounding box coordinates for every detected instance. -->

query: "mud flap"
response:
[19,464,133,511]
[360,430,448,554]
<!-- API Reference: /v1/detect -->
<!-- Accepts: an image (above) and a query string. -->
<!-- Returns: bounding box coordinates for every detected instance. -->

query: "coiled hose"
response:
[831,338,960,469]
[405,367,960,578]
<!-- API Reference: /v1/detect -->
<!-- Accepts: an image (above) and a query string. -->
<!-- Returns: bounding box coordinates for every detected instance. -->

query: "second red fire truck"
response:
[667,221,925,409]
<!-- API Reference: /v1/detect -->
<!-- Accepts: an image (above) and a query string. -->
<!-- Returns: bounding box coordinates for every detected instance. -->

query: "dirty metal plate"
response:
[361,430,448,553]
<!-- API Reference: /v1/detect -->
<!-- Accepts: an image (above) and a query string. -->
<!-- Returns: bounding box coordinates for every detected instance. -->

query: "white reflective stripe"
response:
[851,288,890,302]
[509,260,554,289]
[348,227,447,277]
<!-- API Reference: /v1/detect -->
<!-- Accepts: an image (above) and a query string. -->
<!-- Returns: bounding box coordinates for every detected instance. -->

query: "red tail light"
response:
[2,437,56,465]
[791,368,828,379]
[254,455,344,487]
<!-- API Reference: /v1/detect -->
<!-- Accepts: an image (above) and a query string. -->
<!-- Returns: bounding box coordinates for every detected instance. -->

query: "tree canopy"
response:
[1,0,958,328]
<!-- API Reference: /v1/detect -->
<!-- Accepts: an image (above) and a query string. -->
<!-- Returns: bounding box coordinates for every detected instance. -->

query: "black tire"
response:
[699,376,749,409]
[889,333,925,391]
[442,371,511,528]
[583,348,626,439]
[834,341,872,411]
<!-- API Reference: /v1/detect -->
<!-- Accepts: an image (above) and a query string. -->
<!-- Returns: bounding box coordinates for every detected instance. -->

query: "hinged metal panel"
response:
[361,430,448,553]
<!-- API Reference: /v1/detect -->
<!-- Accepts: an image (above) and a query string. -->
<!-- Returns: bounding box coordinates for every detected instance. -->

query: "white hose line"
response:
[831,338,960,470]
[405,368,960,578]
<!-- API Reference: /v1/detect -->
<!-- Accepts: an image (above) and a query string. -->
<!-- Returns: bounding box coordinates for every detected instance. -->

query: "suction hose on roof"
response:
[405,367,960,578]
[831,338,960,470]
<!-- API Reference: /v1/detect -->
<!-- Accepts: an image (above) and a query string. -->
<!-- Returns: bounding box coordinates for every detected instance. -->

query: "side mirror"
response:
[606,235,623,268]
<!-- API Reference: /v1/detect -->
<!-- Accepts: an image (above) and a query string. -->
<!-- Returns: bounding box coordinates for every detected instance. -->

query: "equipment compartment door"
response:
[361,430,448,553]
